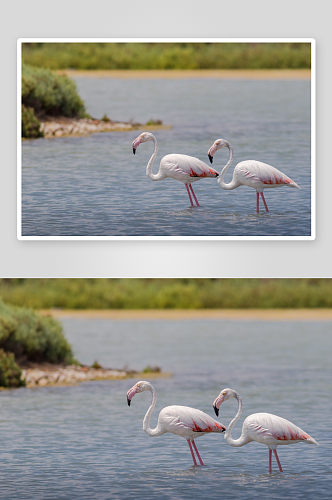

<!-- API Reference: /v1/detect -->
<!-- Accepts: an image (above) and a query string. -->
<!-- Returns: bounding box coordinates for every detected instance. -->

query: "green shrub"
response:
[0,299,76,364]
[22,104,43,138]
[0,349,25,388]
[22,63,86,117]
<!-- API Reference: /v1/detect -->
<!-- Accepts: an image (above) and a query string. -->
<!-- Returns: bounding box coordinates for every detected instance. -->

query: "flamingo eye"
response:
[223,392,226,395]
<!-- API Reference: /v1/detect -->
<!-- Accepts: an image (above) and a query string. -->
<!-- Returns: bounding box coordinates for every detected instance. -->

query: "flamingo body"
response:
[127,381,226,466]
[238,412,317,448]
[160,154,219,183]
[207,139,300,213]
[232,160,299,192]
[132,132,219,207]
[152,404,226,440]
[213,388,317,473]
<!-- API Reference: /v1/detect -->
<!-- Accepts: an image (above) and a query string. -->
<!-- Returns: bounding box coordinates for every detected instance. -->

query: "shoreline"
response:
[59,69,311,80]
[19,364,171,389]
[39,309,332,321]
[37,117,171,139]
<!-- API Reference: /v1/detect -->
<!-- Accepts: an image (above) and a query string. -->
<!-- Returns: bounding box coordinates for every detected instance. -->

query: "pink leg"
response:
[269,449,272,473]
[256,192,259,213]
[187,439,197,466]
[192,440,204,466]
[260,192,269,212]
[189,184,200,207]
[185,184,194,207]
[273,449,283,473]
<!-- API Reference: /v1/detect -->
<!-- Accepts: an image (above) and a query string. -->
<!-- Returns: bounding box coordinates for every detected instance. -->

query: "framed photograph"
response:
[18,38,315,240]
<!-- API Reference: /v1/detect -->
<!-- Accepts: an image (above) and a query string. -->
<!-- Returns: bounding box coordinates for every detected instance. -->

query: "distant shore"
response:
[39,309,332,321]
[58,69,311,80]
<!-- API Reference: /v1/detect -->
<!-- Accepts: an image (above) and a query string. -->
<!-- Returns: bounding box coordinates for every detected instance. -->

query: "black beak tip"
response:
[133,148,136,155]
[127,398,131,406]
[213,405,219,417]
[215,173,219,177]
[208,154,213,164]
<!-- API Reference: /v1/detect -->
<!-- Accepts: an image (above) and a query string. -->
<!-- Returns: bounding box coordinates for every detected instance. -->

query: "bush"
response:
[0,299,76,365]
[22,63,86,118]
[0,349,25,388]
[22,104,43,138]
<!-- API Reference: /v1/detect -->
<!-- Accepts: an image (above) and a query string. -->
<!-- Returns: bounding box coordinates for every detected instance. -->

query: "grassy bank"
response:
[0,299,76,387]
[0,279,331,310]
[21,63,88,138]
[22,42,311,70]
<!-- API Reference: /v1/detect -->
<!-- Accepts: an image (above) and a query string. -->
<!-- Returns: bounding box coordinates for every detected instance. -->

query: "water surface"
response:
[0,317,330,499]
[21,78,311,237]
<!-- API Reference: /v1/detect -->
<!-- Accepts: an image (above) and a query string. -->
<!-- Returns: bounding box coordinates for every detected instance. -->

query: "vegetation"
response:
[142,365,161,373]
[0,279,331,310]
[22,43,311,70]
[22,104,44,139]
[145,118,162,126]
[22,63,86,119]
[0,299,76,368]
[0,349,25,388]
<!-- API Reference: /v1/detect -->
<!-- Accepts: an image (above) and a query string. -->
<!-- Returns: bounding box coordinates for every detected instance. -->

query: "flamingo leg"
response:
[191,440,204,466]
[187,439,198,466]
[256,192,259,213]
[185,184,195,207]
[260,192,269,213]
[273,449,283,473]
[189,184,200,207]
[269,449,272,473]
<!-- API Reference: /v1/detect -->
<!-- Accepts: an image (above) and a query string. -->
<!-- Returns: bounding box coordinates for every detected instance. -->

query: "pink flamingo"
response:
[132,132,219,207]
[207,139,300,213]
[127,380,226,466]
[213,388,318,473]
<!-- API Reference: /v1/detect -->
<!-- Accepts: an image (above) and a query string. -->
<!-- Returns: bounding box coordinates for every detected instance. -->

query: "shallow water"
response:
[0,318,330,499]
[21,78,311,237]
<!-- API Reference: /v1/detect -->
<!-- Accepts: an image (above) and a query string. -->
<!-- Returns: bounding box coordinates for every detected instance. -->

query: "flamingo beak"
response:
[208,154,213,164]
[213,404,219,417]
[127,386,138,406]
[133,147,136,154]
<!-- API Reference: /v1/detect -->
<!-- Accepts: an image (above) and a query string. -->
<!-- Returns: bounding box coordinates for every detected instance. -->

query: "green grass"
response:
[22,42,311,70]
[0,279,331,310]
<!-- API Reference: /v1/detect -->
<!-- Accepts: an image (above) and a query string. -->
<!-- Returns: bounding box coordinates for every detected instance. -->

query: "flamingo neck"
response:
[143,384,165,437]
[217,144,240,190]
[224,392,250,447]
[146,135,165,181]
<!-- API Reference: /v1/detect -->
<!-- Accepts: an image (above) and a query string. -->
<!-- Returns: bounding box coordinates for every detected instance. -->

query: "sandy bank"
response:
[39,309,332,321]
[20,363,171,388]
[59,69,311,80]
[38,116,171,139]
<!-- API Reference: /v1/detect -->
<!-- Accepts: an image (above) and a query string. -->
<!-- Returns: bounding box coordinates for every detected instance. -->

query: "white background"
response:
[2,0,331,277]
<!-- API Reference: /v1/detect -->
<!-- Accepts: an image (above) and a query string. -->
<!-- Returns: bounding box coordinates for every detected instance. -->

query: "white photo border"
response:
[17,37,316,241]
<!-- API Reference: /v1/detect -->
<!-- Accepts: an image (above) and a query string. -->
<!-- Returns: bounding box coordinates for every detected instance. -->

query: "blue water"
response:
[21,78,311,237]
[0,317,330,499]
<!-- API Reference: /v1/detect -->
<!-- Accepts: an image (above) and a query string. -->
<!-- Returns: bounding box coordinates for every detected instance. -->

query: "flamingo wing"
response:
[160,406,226,435]
[246,413,317,444]
[161,154,219,179]
[235,160,299,188]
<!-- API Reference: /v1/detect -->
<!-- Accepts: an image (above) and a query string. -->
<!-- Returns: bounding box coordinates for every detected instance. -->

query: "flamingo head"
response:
[132,132,154,154]
[127,380,151,406]
[207,139,230,164]
[213,388,236,416]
